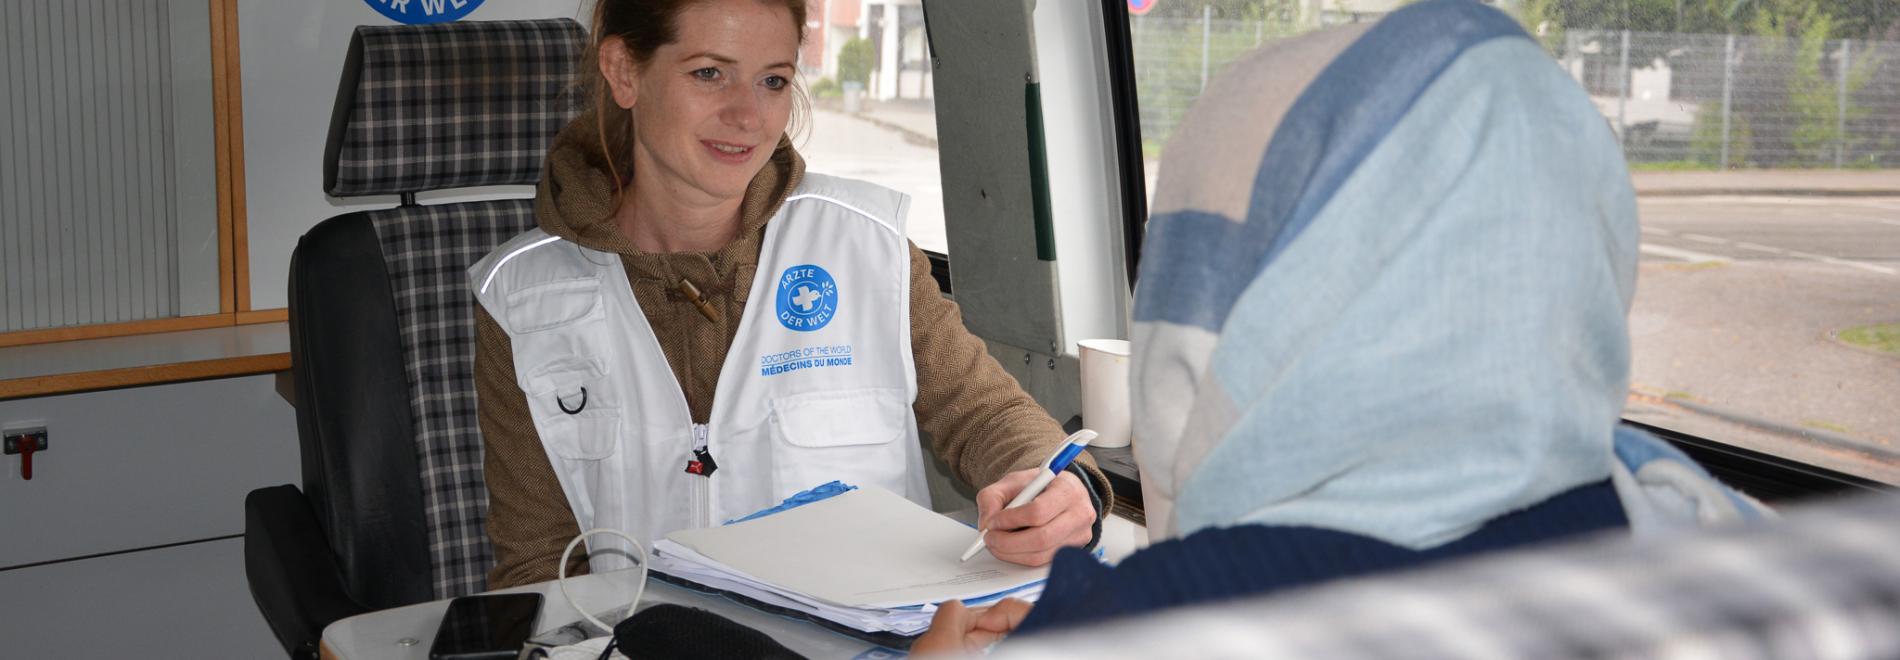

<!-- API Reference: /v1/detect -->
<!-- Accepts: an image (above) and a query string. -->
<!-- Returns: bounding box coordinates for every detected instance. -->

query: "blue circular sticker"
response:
[775,265,839,332]
[364,0,485,25]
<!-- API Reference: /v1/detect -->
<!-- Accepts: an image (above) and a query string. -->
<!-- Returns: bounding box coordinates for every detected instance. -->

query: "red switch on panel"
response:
[4,427,47,481]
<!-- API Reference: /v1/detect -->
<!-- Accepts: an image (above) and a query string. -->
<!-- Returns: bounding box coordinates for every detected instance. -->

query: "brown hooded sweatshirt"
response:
[475,113,1108,588]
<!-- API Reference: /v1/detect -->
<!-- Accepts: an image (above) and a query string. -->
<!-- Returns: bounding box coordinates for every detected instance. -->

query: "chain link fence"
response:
[1559,30,1899,168]
[1130,15,1899,169]
[1130,11,1306,154]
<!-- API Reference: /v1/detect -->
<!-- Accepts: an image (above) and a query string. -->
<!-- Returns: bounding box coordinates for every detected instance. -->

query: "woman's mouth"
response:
[702,140,754,163]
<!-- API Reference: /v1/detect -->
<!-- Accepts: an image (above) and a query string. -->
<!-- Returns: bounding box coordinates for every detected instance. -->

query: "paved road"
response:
[799,108,948,254]
[1636,196,1900,273]
[1629,196,1900,483]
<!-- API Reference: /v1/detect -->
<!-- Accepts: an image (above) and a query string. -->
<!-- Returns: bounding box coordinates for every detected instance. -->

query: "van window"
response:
[1123,1,1900,485]
[802,1,946,255]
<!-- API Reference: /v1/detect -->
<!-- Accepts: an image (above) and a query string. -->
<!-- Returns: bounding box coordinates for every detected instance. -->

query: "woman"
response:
[469,0,1108,588]
[914,0,1763,652]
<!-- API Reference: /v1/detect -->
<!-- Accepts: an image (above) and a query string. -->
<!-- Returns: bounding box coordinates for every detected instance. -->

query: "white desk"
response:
[320,515,1147,659]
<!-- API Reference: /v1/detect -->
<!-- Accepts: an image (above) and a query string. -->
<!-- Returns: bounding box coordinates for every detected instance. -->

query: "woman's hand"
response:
[911,598,1034,656]
[974,468,1095,566]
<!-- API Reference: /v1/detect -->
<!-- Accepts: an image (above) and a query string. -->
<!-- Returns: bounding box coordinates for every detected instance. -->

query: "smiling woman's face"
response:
[614,0,798,207]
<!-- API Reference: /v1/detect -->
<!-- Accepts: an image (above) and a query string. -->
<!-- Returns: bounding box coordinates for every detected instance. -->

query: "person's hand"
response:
[910,598,1034,656]
[974,467,1094,566]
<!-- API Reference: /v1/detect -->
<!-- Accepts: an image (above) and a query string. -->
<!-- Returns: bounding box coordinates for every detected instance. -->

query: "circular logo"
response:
[364,0,485,25]
[1129,0,1159,16]
[775,265,839,332]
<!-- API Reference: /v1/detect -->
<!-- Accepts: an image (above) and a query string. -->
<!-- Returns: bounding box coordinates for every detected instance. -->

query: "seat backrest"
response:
[291,18,584,608]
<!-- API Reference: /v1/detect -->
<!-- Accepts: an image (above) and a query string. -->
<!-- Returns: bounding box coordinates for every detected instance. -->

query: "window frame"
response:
[1099,1,1898,496]
[1100,0,1149,292]
[0,0,273,351]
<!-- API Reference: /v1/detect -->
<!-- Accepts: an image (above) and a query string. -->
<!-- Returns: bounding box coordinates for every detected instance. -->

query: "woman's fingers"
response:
[911,600,978,656]
[975,598,1033,633]
[974,468,1040,532]
[985,471,1086,532]
[984,503,1093,566]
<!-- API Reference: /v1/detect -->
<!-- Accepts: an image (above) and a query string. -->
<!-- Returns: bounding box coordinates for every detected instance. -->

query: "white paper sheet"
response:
[657,487,1048,611]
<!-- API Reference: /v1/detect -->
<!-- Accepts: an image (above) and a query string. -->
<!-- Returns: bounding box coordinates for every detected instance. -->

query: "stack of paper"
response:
[651,486,1047,635]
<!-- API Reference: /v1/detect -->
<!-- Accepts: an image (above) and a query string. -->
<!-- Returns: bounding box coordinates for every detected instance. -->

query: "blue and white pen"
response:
[959,429,1099,562]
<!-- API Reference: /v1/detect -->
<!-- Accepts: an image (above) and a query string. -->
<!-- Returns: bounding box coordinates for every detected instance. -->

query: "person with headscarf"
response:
[913,0,1764,652]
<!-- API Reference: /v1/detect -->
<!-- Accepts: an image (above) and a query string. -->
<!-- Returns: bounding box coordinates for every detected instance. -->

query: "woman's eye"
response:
[762,75,788,91]
[693,67,721,82]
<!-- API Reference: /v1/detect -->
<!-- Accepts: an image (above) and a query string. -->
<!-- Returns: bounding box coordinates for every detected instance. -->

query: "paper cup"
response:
[1077,339,1132,448]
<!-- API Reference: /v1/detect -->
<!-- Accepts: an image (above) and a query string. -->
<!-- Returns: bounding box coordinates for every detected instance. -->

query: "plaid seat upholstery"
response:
[325,19,585,196]
[325,18,584,599]
[369,200,539,598]
[999,492,1900,659]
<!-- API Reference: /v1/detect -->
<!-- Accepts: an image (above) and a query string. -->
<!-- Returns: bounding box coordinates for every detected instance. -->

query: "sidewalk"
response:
[851,99,938,147]
[1632,170,1900,197]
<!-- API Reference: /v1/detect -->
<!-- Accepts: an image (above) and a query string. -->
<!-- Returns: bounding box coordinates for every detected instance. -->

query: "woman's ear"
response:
[598,36,639,110]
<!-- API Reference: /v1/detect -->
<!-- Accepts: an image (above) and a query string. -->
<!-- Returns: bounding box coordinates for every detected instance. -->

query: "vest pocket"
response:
[540,408,621,461]
[505,277,603,333]
[768,388,911,498]
[524,357,619,460]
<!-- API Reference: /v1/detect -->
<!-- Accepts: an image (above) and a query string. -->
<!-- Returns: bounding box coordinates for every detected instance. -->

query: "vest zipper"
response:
[692,423,711,527]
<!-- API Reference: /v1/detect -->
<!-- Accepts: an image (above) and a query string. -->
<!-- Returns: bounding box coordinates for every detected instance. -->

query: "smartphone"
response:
[428,593,544,660]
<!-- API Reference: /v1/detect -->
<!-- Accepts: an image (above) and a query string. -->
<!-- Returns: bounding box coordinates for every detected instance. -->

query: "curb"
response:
[1663,396,1900,463]
[1636,188,1900,198]
[852,112,938,149]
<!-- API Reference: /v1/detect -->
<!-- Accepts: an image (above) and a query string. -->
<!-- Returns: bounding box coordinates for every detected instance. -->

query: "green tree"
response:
[1827,0,1900,39]
[1537,0,1724,32]
[1691,101,1752,166]
[1743,0,1881,165]
[1142,0,1893,37]
[1550,0,1896,38]
[1517,0,1568,52]
[836,37,874,87]
[1782,9,1842,163]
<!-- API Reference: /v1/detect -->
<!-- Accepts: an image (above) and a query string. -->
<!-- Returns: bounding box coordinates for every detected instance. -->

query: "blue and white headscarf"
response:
[1130,0,1762,547]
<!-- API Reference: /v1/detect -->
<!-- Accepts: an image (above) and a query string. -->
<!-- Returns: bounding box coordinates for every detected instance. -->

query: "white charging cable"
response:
[557,528,649,634]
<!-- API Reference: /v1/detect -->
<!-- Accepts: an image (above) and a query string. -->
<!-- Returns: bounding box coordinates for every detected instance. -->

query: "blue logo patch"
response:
[775,265,838,332]
[363,0,484,25]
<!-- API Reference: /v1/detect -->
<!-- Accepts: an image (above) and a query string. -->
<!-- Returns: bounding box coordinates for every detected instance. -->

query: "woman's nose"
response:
[719,87,764,133]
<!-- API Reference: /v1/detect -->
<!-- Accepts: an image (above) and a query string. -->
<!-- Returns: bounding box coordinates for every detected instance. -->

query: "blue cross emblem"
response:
[775,265,838,332]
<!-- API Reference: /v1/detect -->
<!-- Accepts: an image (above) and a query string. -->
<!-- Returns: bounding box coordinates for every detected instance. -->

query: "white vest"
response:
[470,173,929,572]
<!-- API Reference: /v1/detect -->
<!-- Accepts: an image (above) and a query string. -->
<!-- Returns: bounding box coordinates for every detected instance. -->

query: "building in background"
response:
[805,0,859,78]
[860,0,931,101]
[808,0,931,102]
